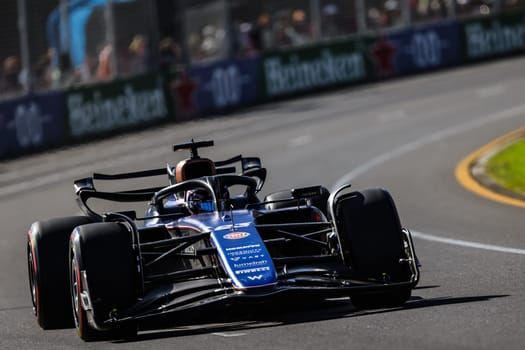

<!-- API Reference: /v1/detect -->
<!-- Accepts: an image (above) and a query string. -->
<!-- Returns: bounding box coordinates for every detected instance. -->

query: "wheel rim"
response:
[27,242,37,313]
[70,253,80,329]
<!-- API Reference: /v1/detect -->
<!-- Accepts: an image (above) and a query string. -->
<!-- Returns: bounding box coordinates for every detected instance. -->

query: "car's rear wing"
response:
[73,175,165,220]
[92,167,168,180]
[74,154,264,187]
[72,139,268,217]
[74,165,170,194]
[73,164,173,220]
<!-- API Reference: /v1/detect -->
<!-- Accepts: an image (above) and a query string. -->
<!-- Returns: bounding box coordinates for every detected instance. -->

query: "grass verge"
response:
[485,138,525,196]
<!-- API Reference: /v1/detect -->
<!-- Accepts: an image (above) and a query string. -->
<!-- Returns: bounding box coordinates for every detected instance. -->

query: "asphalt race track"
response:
[1,57,525,350]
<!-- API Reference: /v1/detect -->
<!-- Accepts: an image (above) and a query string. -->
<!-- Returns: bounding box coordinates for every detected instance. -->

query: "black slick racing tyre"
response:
[27,216,94,329]
[69,222,137,341]
[335,188,413,309]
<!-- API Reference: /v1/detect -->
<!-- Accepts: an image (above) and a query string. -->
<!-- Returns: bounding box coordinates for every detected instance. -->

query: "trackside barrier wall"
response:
[461,12,525,62]
[372,21,461,77]
[64,72,171,141]
[261,36,371,99]
[260,20,461,99]
[169,56,262,117]
[2,10,525,159]
[0,91,65,159]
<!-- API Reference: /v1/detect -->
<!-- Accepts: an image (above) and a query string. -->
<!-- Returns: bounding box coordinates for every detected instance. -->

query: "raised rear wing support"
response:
[173,140,214,159]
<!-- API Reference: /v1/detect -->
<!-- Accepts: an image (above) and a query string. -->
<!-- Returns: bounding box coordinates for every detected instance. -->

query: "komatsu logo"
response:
[223,231,250,240]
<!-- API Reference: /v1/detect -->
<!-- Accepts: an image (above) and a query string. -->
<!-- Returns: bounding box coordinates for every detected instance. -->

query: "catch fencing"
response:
[3,1,525,159]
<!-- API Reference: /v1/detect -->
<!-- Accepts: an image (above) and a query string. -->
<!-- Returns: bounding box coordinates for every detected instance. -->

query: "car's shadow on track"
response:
[113,287,508,344]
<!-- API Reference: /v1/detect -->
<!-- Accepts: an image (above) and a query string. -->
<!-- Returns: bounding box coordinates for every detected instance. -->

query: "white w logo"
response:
[247,275,263,281]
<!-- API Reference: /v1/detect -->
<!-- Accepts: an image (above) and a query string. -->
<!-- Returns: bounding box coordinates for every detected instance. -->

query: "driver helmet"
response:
[186,188,215,212]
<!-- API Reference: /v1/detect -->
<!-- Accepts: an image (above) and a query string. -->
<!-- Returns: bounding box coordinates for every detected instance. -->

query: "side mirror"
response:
[243,168,267,192]
[242,157,262,171]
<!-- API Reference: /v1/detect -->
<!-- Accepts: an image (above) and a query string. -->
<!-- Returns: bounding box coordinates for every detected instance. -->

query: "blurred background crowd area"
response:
[2,0,525,99]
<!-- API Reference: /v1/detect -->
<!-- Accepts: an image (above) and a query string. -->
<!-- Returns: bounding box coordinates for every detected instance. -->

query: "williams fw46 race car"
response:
[27,140,419,341]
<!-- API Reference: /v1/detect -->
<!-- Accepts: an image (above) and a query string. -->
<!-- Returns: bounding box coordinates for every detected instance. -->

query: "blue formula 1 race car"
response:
[27,140,419,341]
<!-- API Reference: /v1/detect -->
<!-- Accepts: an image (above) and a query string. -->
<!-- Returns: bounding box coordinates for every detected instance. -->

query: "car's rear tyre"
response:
[334,188,413,309]
[27,216,94,329]
[70,222,138,341]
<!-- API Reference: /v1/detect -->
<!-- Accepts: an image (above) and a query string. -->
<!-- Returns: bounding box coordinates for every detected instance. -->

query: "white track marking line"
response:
[476,84,507,98]
[332,104,525,255]
[378,109,407,123]
[333,103,525,189]
[212,332,246,337]
[412,231,525,255]
[289,135,313,147]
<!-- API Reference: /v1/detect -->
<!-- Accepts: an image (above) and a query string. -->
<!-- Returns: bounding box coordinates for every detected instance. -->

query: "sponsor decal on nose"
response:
[223,231,250,240]
[247,275,263,281]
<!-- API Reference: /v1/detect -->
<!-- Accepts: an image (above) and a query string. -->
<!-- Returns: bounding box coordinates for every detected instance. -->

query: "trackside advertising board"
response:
[261,37,370,98]
[366,21,461,78]
[0,92,65,159]
[462,11,525,61]
[260,20,461,99]
[4,10,525,159]
[65,72,170,140]
[182,56,261,115]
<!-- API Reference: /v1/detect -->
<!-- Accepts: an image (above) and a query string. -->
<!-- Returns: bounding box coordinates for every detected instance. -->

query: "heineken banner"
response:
[462,11,525,61]
[181,56,261,115]
[378,21,460,77]
[0,92,65,159]
[261,38,370,98]
[65,72,170,140]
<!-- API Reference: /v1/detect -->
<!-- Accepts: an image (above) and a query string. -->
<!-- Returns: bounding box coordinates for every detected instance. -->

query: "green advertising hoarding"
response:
[65,72,170,140]
[261,37,371,98]
[462,11,525,61]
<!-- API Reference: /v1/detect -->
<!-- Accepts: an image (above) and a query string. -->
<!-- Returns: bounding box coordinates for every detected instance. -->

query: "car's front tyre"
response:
[69,222,138,341]
[334,188,415,309]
